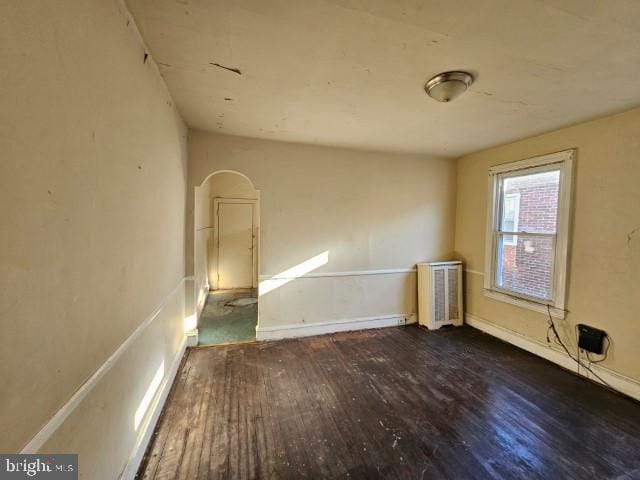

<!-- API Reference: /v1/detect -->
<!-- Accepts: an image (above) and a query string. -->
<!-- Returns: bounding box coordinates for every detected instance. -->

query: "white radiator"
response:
[417,261,463,330]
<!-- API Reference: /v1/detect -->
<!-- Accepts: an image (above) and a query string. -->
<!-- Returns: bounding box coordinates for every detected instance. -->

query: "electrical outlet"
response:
[398,317,407,325]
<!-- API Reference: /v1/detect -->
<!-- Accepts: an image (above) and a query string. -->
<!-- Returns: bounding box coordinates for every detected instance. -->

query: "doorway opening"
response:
[193,171,259,346]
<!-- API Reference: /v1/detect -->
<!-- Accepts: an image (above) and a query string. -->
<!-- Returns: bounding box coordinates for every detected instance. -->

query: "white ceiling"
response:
[126,0,640,157]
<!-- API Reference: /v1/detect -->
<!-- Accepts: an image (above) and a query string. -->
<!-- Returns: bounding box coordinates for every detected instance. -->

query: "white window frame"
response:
[483,149,574,319]
[502,192,520,246]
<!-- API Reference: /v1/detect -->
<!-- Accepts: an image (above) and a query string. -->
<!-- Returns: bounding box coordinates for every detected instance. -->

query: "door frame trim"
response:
[213,197,259,289]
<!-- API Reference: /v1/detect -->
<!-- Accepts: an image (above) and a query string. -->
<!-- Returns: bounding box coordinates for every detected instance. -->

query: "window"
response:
[484,150,574,318]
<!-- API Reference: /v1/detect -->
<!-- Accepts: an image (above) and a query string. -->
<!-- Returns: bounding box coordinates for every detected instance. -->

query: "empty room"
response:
[2,1,640,479]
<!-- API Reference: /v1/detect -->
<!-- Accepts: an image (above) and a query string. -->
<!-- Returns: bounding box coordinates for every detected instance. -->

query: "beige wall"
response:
[0,0,188,477]
[187,131,457,328]
[455,106,640,381]
[209,171,260,200]
[41,283,185,479]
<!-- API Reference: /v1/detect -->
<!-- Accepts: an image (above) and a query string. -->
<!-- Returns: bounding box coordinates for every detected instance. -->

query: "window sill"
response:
[483,289,565,319]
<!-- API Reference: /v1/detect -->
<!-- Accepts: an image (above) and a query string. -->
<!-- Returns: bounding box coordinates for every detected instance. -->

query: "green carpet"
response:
[198,290,257,346]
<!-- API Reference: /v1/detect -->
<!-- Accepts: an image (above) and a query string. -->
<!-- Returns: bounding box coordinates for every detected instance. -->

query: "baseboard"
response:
[120,337,187,480]
[256,313,417,341]
[186,330,199,347]
[21,277,188,454]
[465,313,640,402]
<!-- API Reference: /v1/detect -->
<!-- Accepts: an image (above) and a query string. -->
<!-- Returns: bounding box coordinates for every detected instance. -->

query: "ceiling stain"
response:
[628,226,640,249]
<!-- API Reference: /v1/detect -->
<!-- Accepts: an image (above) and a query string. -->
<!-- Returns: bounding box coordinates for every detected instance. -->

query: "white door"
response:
[217,202,254,289]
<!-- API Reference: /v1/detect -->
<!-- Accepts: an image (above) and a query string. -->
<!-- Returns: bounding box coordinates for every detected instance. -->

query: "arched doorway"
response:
[193,170,260,345]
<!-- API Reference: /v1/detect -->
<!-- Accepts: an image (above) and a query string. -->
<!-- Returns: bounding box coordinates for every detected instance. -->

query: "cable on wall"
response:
[545,305,611,388]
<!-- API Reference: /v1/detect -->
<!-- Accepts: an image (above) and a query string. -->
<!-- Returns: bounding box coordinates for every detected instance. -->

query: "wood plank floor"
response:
[137,325,640,479]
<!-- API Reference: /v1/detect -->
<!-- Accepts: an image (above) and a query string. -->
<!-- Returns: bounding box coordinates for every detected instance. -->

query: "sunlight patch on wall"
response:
[184,313,197,333]
[259,251,329,297]
[134,360,165,430]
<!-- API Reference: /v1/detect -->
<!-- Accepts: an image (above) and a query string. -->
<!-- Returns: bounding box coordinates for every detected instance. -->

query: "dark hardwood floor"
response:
[137,325,640,479]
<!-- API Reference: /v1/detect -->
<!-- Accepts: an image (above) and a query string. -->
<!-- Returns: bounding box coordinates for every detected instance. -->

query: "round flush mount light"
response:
[424,71,474,102]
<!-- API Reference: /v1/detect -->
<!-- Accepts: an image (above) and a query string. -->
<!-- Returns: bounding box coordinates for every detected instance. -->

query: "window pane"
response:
[496,233,555,300]
[502,170,560,234]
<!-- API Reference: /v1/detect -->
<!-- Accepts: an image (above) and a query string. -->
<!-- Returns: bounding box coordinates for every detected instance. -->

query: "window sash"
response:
[496,167,559,235]
[493,232,557,303]
[495,231,556,236]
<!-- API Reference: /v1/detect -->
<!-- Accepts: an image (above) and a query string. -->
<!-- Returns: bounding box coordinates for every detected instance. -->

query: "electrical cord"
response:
[546,305,611,388]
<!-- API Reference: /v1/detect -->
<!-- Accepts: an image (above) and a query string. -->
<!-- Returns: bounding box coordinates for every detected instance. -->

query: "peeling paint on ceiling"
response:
[125,0,640,157]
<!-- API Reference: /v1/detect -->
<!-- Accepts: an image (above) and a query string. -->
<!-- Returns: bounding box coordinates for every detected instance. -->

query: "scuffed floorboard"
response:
[137,325,640,479]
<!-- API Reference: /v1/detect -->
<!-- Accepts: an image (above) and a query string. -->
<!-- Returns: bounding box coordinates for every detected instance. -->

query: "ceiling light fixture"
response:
[424,71,474,103]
